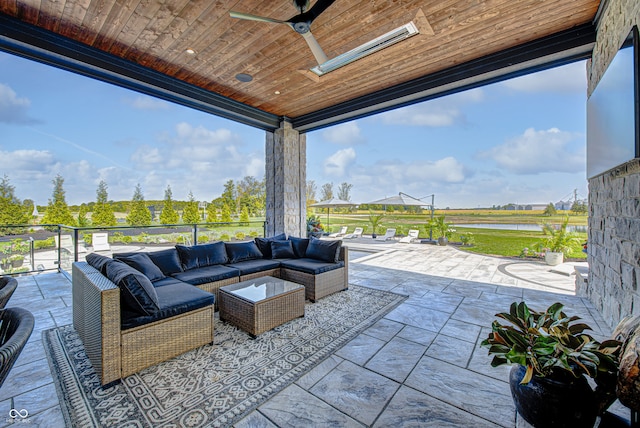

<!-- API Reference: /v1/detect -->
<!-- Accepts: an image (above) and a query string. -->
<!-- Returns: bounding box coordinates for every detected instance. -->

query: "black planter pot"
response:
[437,237,448,246]
[509,365,597,428]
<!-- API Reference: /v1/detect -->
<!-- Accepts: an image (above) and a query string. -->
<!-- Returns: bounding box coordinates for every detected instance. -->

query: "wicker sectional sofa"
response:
[72,235,348,385]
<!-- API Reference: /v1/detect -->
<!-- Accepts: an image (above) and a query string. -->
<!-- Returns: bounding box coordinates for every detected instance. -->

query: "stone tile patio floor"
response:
[0,242,626,427]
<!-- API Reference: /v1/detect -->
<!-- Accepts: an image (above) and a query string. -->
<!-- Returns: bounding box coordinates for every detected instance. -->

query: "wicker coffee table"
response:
[219,276,305,337]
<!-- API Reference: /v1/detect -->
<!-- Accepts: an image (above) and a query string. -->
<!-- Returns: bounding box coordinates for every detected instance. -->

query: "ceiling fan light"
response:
[311,22,419,76]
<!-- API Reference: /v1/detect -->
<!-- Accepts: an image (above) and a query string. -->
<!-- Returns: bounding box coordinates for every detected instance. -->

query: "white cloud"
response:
[377,88,483,127]
[127,95,170,110]
[324,148,356,176]
[322,122,364,145]
[0,148,56,178]
[478,127,585,174]
[0,83,39,124]
[501,61,587,93]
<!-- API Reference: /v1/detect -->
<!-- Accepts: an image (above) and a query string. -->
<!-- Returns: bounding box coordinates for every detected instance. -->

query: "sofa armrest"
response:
[339,246,349,289]
[72,262,122,385]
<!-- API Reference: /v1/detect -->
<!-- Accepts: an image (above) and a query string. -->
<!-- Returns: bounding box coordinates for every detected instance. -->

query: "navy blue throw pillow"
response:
[225,241,264,263]
[288,237,310,258]
[176,242,228,270]
[254,233,287,258]
[147,248,183,275]
[105,260,160,316]
[114,252,166,282]
[271,240,295,259]
[85,252,112,276]
[305,238,342,263]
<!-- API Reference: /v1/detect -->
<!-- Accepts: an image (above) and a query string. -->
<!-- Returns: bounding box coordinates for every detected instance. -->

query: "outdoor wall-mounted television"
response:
[587,26,640,178]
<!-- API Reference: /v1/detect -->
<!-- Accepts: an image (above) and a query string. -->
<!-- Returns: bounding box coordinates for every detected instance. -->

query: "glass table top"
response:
[221,276,303,303]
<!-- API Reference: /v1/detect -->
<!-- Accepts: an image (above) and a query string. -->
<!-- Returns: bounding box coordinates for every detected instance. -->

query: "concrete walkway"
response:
[0,243,624,427]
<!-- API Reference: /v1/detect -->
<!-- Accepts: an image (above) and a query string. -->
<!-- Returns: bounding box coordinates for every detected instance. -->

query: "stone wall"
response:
[265,121,306,238]
[584,0,640,328]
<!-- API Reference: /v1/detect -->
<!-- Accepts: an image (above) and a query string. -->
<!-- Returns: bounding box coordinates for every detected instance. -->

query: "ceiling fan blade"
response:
[300,30,328,64]
[305,0,336,22]
[229,11,287,25]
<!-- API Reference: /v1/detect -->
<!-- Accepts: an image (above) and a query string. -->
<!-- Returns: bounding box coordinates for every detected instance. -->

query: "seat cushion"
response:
[151,277,188,288]
[148,248,183,275]
[171,265,240,286]
[225,241,263,263]
[254,233,287,259]
[114,252,165,282]
[121,282,214,330]
[225,259,281,276]
[105,260,160,316]
[288,237,310,258]
[305,238,342,263]
[176,242,228,270]
[271,240,295,259]
[280,258,345,275]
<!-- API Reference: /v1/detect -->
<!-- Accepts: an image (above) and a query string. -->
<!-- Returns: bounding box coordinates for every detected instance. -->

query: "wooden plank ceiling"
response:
[0,0,600,130]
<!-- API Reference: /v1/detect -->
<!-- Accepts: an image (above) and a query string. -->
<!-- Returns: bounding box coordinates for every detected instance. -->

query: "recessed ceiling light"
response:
[236,73,253,82]
[185,48,196,55]
[274,91,281,95]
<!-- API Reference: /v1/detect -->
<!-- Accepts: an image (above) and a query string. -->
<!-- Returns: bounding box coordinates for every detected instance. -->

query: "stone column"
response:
[265,119,306,238]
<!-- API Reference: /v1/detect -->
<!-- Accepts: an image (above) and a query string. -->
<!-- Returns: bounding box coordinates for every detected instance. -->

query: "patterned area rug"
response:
[44,285,406,427]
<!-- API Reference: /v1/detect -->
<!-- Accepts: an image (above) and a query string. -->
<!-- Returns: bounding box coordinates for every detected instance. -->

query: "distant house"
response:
[555,200,572,210]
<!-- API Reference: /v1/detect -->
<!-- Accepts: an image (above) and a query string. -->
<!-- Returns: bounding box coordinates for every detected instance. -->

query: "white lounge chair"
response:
[399,229,420,243]
[329,226,348,238]
[92,232,111,252]
[375,228,396,241]
[343,227,363,239]
[55,235,88,254]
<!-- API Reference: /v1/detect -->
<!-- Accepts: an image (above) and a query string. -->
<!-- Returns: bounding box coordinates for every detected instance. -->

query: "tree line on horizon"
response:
[0,174,364,228]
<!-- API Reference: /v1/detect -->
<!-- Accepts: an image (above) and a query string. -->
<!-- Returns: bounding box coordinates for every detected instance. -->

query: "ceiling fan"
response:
[229,0,334,65]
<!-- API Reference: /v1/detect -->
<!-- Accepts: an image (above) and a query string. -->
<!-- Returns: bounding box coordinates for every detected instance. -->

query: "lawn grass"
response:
[318,210,588,260]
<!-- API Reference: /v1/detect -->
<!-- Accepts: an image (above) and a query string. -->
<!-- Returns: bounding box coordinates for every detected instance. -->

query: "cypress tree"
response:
[159,185,179,225]
[91,181,117,226]
[41,174,76,226]
[182,191,201,224]
[126,184,152,226]
[0,175,30,225]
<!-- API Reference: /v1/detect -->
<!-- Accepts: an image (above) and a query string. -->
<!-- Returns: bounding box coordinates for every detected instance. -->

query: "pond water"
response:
[453,223,588,233]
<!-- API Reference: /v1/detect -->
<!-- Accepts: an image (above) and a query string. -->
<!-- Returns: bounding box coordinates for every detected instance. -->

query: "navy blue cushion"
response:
[105,260,160,316]
[254,233,287,259]
[85,253,112,276]
[225,241,263,263]
[151,277,187,288]
[288,237,310,258]
[271,240,295,259]
[176,242,228,270]
[114,252,165,282]
[121,282,214,330]
[305,238,342,263]
[148,248,183,275]
[172,265,240,286]
[225,259,281,276]
[280,258,345,275]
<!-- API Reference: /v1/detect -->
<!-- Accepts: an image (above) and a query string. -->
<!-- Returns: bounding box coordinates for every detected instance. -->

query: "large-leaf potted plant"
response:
[427,215,454,246]
[538,216,580,265]
[481,301,621,427]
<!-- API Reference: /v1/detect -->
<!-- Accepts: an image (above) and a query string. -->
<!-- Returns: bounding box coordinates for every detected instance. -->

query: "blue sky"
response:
[0,50,588,208]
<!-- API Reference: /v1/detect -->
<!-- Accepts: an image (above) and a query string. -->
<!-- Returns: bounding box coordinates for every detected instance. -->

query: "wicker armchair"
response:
[0,307,35,388]
[0,277,18,309]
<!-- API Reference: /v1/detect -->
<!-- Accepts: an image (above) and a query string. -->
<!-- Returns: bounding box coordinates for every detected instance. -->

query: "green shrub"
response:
[249,231,259,238]
[34,237,55,250]
[235,232,245,240]
[197,235,209,244]
[220,233,230,242]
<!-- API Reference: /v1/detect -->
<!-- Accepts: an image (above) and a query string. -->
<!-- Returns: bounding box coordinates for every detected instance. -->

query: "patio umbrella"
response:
[309,198,356,228]
[366,192,435,239]
[366,192,432,208]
